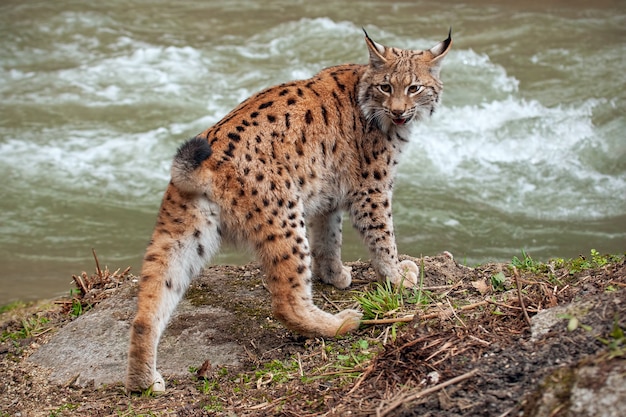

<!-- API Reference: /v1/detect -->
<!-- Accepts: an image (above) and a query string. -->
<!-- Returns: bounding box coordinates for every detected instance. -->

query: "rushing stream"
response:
[1,0,624,304]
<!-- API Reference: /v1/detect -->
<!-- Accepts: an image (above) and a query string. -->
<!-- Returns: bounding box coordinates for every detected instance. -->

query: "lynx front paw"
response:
[393,260,419,287]
[333,265,353,289]
[334,309,363,335]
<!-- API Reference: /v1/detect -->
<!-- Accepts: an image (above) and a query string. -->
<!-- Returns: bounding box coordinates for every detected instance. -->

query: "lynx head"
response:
[358,29,452,133]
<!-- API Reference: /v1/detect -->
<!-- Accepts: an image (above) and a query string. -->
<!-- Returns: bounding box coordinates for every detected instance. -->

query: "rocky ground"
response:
[1,251,625,416]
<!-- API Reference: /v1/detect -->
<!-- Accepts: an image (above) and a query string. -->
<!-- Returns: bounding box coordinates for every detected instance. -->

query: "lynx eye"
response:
[407,85,423,94]
[378,84,392,94]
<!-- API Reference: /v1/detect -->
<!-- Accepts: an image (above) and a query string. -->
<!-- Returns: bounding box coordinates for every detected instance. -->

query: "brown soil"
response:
[1,253,625,416]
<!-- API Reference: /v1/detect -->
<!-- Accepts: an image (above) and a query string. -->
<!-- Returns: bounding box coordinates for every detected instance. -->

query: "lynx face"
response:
[359,30,450,133]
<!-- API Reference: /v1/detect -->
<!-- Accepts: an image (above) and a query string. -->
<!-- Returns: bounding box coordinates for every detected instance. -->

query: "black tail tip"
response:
[175,136,212,171]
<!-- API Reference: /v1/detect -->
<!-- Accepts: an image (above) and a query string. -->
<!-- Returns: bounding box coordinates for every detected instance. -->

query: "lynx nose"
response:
[391,109,404,118]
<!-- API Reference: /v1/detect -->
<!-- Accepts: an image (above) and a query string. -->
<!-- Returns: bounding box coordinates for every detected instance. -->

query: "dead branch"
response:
[361,315,415,325]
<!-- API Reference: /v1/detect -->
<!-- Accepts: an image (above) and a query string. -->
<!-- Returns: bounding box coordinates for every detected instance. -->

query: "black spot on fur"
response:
[305,110,313,124]
[227,132,241,142]
[321,106,328,125]
[224,142,236,158]
[333,76,346,91]
[259,101,274,109]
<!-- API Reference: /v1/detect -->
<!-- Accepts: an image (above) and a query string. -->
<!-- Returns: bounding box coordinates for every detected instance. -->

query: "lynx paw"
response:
[314,262,353,289]
[126,370,165,394]
[394,260,419,287]
[332,265,353,289]
[334,309,363,335]
[151,372,166,393]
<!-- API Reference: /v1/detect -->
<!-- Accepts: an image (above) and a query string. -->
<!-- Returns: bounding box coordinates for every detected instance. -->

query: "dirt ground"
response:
[1,252,625,416]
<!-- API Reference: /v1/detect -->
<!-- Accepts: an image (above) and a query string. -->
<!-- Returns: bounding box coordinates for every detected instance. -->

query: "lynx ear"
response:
[428,28,452,76]
[363,29,387,68]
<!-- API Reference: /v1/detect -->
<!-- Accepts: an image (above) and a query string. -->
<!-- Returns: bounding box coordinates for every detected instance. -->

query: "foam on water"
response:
[402,48,625,221]
[1,17,624,222]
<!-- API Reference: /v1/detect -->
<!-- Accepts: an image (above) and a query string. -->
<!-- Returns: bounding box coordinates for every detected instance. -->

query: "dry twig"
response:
[513,267,532,327]
[375,368,480,417]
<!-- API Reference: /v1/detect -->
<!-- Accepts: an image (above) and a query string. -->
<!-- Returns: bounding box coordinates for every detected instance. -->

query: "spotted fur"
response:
[126,30,452,392]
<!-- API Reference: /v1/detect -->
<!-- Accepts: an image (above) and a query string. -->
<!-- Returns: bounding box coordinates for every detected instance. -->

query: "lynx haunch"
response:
[126,29,452,392]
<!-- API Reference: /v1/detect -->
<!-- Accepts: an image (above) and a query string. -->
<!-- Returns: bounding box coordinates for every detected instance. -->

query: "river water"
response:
[1,0,624,304]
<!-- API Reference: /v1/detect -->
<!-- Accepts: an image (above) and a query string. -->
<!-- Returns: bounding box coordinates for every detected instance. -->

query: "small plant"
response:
[511,249,542,273]
[353,279,403,320]
[336,339,375,369]
[565,249,623,274]
[598,316,625,359]
[490,271,506,291]
[138,385,160,399]
[198,379,219,395]
[558,314,592,332]
[67,288,93,318]
[1,316,50,342]
[254,359,298,386]
[48,403,78,416]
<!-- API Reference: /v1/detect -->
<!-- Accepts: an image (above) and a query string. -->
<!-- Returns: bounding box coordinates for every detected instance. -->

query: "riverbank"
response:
[1,251,625,416]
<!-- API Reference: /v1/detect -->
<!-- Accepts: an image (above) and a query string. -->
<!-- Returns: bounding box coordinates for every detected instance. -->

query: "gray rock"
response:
[27,285,243,388]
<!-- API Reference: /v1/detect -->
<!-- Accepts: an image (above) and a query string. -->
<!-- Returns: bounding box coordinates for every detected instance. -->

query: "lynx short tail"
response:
[170,136,212,193]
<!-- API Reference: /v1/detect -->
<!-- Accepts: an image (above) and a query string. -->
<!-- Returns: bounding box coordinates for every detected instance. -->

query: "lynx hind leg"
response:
[257,210,361,337]
[309,211,352,289]
[126,186,221,392]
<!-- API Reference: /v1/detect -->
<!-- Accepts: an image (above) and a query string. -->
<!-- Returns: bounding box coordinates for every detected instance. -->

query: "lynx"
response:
[126,29,452,392]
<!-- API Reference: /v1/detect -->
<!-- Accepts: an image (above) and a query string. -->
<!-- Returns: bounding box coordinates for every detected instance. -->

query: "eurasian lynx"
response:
[126,30,451,392]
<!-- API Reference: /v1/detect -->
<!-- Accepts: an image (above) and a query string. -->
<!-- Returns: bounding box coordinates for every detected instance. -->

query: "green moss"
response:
[0,300,28,314]
[511,249,624,275]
